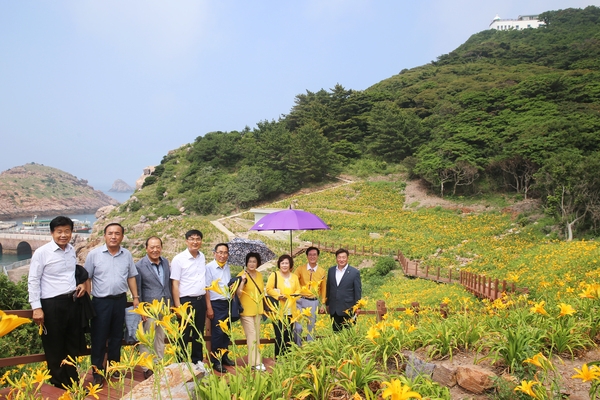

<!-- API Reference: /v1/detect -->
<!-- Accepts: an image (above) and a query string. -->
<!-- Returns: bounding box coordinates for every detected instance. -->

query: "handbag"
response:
[248,271,278,314]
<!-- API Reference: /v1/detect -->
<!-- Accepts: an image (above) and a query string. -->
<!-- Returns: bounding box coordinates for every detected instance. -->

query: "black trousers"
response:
[272,316,293,359]
[40,295,80,388]
[209,299,230,363]
[179,296,207,364]
[90,294,127,375]
[331,313,353,332]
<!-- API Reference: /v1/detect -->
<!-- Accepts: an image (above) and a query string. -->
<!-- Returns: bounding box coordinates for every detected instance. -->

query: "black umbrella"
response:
[227,237,276,267]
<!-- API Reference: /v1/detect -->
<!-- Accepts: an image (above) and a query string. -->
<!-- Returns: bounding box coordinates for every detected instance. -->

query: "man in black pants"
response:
[28,216,87,389]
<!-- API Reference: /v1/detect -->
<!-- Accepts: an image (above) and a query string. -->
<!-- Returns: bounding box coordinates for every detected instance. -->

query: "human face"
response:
[104,225,124,250]
[51,225,72,250]
[246,257,258,271]
[146,238,162,263]
[336,252,348,269]
[307,250,319,267]
[186,235,202,253]
[279,258,291,273]
[214,245,229,264]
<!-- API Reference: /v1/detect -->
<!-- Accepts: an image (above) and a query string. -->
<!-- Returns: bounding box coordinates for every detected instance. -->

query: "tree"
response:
[288,122,339,184]
[367,101,423,162]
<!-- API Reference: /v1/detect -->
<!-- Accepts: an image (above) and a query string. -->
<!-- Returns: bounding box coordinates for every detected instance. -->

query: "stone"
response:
[404,352,435,379]
[432,363,457,387]
[456,365,496,394]
[109,179,135,193]
[122,363,206,400]
[96,205,116,219]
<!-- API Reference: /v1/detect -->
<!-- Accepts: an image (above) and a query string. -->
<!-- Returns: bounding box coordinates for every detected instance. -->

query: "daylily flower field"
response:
[2,180,600,399]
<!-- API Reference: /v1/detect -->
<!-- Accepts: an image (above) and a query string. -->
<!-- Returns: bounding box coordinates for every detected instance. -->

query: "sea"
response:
[0,189,134,267]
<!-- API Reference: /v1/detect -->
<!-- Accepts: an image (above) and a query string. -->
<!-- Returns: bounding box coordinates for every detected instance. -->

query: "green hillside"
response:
[112,6,600,239]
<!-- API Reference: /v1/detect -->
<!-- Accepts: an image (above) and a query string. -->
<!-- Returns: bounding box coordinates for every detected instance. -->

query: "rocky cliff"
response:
[109,179,134,192]
[0,163,119,219]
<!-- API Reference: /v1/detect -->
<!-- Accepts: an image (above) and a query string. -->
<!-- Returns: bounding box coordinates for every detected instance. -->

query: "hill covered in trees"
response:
[119,6,600,239]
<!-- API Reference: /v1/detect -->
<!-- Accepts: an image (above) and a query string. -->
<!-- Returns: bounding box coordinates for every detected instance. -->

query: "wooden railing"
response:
[311,242,528,301]
[0,299,448,368]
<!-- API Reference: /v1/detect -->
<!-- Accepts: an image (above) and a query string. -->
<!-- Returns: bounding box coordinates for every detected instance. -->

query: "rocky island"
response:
[109,179,134,193]
[0,163,119,219]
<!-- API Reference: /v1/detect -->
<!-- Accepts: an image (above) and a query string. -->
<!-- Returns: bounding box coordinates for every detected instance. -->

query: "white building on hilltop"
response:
[489,14,545,31]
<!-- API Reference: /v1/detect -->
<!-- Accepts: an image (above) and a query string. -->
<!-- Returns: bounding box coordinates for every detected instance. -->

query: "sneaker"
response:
[252,363,266,371]
[92,374,104,388]
[143,369,154,380]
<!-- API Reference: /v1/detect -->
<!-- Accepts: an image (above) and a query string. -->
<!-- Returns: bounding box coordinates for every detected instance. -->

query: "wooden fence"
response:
[311,242,528,301]
[0,299,445,368]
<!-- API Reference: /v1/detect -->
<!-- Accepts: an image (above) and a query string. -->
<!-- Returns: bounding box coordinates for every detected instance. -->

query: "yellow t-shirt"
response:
[237,270,264,316]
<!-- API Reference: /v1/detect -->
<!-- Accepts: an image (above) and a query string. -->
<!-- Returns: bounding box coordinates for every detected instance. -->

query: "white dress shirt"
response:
[335,264,349,286]
[28,240,77,309]
[170,249,206,297]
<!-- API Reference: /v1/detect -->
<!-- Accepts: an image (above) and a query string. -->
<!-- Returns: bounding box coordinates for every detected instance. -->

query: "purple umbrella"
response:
[250,209,330,255]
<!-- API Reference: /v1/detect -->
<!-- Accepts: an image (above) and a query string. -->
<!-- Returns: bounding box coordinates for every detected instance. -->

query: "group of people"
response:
[27,216,362,390]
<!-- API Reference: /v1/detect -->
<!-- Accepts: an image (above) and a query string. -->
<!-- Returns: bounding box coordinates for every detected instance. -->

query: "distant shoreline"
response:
[0,207,103,220]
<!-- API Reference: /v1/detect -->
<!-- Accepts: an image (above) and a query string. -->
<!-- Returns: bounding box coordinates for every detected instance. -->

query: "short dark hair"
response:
[245,252,262,267]
[335,248,349,257]
[104,222,124,235]
[277,254,294,269]
[145,236,163,247]
[50,216,73,232]
[185,229,203,239]
[214,243,229,251]
[306,246,320,256]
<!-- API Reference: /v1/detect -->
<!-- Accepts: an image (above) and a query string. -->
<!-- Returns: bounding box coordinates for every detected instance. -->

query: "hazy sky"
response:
[1,1,598,190]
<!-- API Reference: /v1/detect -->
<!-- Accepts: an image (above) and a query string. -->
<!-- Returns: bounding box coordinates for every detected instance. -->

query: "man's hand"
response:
[75,284,86,298]
[132,297,140,308]
[318,307,326,314]
[32,308,44,325]
[207,307,214,320]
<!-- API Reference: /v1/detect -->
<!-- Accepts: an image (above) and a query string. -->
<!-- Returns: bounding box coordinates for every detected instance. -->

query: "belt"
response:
[97,293,126,299]
[46,291,76,301]
[302,297,318,301]
[181,295,205,301]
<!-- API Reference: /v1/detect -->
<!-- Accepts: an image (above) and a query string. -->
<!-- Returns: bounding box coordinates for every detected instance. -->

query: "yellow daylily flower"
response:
[558,303,576,317]
[206,279,224,295]
[86,382,103,399]
[217,318,230,334]
[524,353,548,369]
[301,307,312,317]
[138,353,155,370]
[32,368,51,386]
[572,364,600,382]
[514,380,539,398]
[391,320,402,330]
[130,302,152,318]
[529,301,548,316]
[171,302,191,317]
[366,326,380,343]
[381,379,422,399]
[0,310,31,337]
[57,392,73,400]
[407,324,417,333]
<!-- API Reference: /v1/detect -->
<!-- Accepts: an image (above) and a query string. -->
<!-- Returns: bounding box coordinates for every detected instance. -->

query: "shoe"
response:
[222,357,235,367]
[111,371,122,380]
[92,374,104,388]
[213,362,227,373]
[251,363,266,372]
[143,369,154,380]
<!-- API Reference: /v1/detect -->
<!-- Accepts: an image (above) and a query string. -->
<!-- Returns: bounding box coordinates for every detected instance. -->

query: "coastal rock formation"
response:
[0,163,118,219]
[135,166,155,190]
[109,179,134,193]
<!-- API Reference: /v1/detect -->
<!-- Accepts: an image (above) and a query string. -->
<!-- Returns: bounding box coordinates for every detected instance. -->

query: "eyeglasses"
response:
[187,237,202,242]
[215,251,229,255]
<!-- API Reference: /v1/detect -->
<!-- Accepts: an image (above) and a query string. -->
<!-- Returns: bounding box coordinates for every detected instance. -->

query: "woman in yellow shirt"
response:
[266,254,301,359]
[236,252,265,371]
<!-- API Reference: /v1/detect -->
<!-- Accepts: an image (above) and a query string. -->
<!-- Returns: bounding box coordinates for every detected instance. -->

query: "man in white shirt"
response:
[170,229,207,365]
[28,216,87,389]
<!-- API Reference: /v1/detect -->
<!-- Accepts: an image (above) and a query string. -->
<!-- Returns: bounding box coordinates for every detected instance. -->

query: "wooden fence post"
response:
[436,266,440,281]
[376,300,387,322]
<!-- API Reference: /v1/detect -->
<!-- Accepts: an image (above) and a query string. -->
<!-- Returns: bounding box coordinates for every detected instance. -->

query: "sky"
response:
[1,1,599,191]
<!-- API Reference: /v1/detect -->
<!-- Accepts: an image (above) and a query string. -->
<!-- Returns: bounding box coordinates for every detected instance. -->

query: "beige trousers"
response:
[240,315,262,367]
[138,317,166,371]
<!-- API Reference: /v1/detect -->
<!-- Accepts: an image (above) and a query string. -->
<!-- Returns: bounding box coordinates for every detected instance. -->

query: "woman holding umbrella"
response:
[266,254,301,359]
[236,252,266,371]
